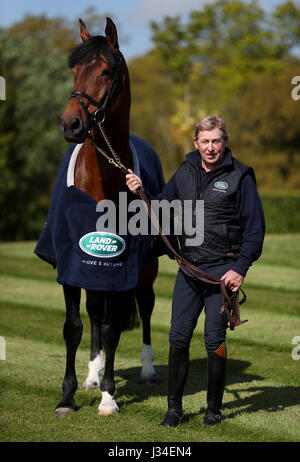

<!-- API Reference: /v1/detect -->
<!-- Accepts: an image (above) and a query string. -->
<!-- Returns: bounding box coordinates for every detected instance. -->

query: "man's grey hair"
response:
[195,116,229,140]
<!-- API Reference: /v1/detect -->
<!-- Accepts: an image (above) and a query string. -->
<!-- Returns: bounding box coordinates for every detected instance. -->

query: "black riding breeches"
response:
[169,261,235,352]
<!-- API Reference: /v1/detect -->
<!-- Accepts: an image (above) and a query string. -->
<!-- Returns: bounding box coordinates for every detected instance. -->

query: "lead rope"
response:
[90,121,247,330]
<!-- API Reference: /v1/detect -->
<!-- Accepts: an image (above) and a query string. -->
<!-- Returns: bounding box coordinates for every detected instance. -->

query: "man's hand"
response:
[126,169,143,195]
[221,270,244,293]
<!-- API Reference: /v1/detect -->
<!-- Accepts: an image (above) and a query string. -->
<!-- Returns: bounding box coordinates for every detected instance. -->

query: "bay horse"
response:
[35,18,167,417]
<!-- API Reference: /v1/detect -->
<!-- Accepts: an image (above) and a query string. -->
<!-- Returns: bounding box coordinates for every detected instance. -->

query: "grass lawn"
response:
[0,235,300,442]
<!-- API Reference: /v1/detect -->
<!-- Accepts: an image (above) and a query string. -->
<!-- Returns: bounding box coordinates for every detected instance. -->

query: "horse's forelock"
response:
[68,36,120,69]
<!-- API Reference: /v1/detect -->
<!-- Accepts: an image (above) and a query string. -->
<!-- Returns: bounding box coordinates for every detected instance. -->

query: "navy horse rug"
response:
[35,134,166,291]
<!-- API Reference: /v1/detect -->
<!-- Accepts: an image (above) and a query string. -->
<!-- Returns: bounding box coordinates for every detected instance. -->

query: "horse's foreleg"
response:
[55,285,82,418]
[98,320,121,416]
[82,290,105,391]
[136,256,158,384]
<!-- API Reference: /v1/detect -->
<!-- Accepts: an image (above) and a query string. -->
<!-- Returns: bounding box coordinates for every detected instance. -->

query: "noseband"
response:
[70,62,121,127]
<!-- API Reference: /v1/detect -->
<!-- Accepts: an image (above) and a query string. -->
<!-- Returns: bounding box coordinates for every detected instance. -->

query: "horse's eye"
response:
[101,69,112,77]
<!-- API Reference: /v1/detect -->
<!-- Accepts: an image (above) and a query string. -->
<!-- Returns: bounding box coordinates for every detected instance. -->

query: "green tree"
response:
[0,19,73,240]
[229,60,300,188]
[129,50,181,175]
[149,0,300,188]
[272,0,300,51]
[151,0,290,102]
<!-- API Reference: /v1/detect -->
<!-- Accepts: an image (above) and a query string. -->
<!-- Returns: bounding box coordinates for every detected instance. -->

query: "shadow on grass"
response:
[75,358,300,422]
[223,385,300,419]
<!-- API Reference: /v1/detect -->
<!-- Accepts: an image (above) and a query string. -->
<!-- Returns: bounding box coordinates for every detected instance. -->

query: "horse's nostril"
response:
[70,117,82,132]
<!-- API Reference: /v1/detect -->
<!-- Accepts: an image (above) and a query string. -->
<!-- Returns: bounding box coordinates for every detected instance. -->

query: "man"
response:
[126,116,265,426]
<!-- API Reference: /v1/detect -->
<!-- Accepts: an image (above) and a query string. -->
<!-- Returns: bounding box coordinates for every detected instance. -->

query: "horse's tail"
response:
[105,289,140,332]
[121,289,140,331]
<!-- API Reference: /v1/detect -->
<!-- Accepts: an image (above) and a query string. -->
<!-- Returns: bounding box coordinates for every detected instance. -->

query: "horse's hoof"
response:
[139,374,158,385]
[55,407,74,418]
[98,391,119,416]
[82,381,98,391]
[98,406,119,416]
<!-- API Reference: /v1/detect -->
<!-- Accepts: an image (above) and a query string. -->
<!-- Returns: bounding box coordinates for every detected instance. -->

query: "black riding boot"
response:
[204,342,227,425]
[160,345,189,427]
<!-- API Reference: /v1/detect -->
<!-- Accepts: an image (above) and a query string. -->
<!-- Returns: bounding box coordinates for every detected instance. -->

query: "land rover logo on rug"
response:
[79,232,126,258]
[214,181,228,190]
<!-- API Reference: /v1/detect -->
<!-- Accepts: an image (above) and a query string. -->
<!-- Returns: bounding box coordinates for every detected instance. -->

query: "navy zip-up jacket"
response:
[149,148,265,277]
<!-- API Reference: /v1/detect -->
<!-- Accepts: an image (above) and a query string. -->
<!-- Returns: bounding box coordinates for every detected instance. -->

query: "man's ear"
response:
[105,17,119,50]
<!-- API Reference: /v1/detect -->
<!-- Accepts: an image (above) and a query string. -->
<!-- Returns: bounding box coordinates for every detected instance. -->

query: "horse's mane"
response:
[68,36,121,69]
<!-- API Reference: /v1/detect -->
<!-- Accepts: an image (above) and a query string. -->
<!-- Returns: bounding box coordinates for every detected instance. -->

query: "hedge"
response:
[260,191,300,234]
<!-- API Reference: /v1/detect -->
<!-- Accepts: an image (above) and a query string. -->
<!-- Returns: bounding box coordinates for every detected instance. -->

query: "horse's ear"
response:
[105,17,119,50]
[79,18,91,42]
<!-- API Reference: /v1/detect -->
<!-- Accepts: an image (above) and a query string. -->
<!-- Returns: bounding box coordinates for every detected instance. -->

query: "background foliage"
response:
[0,0,299,240]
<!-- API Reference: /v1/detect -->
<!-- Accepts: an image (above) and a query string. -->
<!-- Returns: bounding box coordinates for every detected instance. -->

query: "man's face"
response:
[193,127,228,170]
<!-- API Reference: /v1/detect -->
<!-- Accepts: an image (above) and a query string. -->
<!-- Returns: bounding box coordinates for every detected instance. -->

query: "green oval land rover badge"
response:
[79,232,126,258]
[214,181,228,190]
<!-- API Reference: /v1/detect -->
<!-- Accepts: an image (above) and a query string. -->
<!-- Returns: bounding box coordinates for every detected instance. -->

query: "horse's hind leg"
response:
[136,256,159,384]
[55,285,82,418]
[82,290,105,391]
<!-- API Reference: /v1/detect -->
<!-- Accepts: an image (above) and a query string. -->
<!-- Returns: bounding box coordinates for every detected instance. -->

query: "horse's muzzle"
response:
[60,116,88,143]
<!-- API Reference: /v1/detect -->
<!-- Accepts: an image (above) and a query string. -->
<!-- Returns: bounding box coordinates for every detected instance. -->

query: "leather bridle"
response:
[70,61,121,128]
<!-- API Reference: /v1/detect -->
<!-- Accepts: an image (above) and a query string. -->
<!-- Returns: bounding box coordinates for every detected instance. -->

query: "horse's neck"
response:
[74,121,133,203]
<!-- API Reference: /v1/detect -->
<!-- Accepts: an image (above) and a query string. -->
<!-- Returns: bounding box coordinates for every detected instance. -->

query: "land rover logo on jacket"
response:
[79,232,126,258]
[214,181,228,190]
